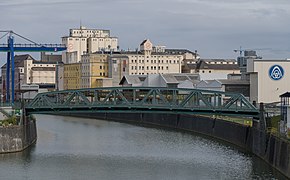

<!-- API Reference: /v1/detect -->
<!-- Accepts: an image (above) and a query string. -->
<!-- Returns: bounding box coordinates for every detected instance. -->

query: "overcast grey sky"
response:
[1,0,290,64]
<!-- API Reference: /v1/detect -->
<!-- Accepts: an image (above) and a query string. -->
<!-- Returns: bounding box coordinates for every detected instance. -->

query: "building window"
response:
[100,66,102,69]
[100,72,102,76]
[202,70,205,73]
[209,71,212,73]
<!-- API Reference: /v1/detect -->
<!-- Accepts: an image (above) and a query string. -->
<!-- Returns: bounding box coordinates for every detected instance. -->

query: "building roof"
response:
[161,73,200,84]
[280,92,290,98]
[201,59,236,62]
[216,79,250,85]
[140,39,148,46]
[41,53,62,63]
[1,54,35,69]
[196,60,239,70]
[164,49,195,55]
[119,75,147,85]
[184,64,197,70]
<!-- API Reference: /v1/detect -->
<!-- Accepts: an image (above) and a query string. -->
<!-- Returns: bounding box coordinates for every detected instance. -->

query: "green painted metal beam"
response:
[25,87,260,117]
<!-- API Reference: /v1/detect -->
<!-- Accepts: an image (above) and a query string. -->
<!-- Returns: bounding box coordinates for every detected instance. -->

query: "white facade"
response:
[62,26,118,63]
[126,40,183,75]
[24,59,57,85]
[248,59,290,103]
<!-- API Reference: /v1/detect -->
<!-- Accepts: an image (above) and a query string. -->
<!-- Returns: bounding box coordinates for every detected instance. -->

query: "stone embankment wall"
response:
[64,112,290,178]
[0,120,37,153]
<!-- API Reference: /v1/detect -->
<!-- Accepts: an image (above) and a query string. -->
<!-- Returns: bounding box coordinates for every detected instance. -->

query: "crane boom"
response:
[0,30,67,104]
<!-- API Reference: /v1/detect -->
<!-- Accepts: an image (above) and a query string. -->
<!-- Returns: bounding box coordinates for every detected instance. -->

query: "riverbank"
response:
[62,112,290,179]
[0,119,37,153]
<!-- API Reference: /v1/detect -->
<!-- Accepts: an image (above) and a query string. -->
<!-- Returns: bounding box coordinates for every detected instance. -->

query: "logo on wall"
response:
[269,65,284,80]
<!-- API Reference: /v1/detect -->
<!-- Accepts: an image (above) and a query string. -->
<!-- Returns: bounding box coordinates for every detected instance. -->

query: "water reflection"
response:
[0,114,286,180]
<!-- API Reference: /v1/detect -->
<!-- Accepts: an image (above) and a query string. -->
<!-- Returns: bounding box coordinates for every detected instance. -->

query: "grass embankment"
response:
[0,116,18,127]
[217,116,252,126]
[268,115,280,134]
[200,115,252,126]
[267,115,290,140]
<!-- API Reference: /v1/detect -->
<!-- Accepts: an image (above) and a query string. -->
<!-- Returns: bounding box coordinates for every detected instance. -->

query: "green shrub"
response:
[0,115,18,126]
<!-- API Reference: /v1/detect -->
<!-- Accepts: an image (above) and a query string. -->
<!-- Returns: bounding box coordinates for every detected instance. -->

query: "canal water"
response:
[0,114,287,180]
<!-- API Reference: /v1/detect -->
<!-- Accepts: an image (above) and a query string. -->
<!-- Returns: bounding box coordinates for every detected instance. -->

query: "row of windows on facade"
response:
[68,38,115,41]
[186,61,236,64]
[81,72,106,76]
[131,59,179,64]
[28,64,55,67]
[82,58,107,63]
[130,55,179,58]
[131,72,167,75]
[73,30,104,33]
[131,66,169,70]
[81,65,107,70]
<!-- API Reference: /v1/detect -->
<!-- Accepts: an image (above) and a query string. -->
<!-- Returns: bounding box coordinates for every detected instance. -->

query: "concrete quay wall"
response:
[65,112,290,178]
[0,120,37,153]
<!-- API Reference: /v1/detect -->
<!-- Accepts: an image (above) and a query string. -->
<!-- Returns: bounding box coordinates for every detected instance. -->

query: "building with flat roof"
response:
[183,59,240,80]
[247,59,290,103]
[108,39,198,86]
[1,54,62,102]
[81,53,110,88]
[62,26,118,63]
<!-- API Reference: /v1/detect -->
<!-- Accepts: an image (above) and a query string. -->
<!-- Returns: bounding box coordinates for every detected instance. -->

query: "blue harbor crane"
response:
[0,30,66,104]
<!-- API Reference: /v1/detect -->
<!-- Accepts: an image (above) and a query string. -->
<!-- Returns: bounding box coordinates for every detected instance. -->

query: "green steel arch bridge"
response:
[25,87,260,118]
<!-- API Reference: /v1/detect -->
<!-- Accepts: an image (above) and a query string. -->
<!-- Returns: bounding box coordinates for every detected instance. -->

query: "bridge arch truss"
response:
[25,87,259,117]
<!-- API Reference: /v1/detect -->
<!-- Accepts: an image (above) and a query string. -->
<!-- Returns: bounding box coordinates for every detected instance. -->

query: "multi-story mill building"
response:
[61,39,198,89]
[108,39,198,86]
[62,26,118,64]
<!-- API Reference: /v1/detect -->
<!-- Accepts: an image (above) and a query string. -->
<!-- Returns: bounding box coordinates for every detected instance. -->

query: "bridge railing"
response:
[25,87,259,116]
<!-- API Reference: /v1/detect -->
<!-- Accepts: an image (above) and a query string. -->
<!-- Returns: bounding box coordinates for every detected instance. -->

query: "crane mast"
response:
[0,30,66,104]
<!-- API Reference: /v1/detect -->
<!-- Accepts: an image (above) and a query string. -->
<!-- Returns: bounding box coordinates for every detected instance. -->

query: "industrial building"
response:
[62,26,118,63]
[247,59,290,103]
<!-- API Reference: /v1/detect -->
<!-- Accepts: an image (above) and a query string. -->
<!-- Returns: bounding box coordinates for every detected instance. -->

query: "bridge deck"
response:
[25,87,260,117]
